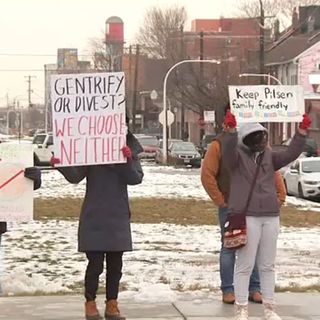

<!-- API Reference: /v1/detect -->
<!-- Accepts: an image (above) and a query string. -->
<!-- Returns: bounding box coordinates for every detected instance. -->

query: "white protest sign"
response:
[0,143,34,222]
[228,85,304,122]
[51,72,127,167]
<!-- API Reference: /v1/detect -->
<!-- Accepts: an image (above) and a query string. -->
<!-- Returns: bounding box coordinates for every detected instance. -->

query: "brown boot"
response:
[85,301,102,320]
[249,291,263,304]
[105,299,125,320]
[222,292,235,304]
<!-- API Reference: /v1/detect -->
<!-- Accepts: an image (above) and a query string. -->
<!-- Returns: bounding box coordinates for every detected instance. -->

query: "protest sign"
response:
[0,143,34,222]
[51,72,127,166]
[228,85,304,122]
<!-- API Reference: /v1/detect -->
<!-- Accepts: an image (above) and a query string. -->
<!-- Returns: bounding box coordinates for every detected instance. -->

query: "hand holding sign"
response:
[224,111,237,129]
[121,145,132,160]
[299,113,311,130]
[50,153,61,167]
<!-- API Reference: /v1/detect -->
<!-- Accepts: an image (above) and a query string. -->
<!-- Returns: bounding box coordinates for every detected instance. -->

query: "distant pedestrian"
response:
[52,128,143,320]
[201,105,286,304]
[221,111,310,320]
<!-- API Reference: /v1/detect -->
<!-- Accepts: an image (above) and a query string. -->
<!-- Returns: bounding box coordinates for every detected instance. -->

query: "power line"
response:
[0,53,92,57]
[0,69,44,72]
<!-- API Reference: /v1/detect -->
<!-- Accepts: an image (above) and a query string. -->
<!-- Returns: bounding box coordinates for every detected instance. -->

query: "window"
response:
[302,161,320,173]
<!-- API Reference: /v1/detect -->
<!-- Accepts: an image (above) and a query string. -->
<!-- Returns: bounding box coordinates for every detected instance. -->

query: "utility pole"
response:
[132,44,140,133]
[199,30,205,141]
[25,75,36,108]
[128,45,133,127]
[180,25,185,140]
[259,0,265,84]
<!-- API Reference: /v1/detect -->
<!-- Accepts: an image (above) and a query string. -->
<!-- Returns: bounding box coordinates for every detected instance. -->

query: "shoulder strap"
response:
[243,152,264,212]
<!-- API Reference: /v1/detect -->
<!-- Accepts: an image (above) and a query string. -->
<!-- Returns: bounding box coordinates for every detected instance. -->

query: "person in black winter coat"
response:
[53,130,144,320]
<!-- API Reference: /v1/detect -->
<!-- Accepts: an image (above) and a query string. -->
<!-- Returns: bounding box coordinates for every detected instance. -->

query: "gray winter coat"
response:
[222,123,306,217]
[58,133,143,252]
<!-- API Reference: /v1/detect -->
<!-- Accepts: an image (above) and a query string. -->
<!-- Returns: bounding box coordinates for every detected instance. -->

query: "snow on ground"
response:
[0,162,319,299]
[36,162,320,212]
[0,220,319,301]
[36,163,207,200]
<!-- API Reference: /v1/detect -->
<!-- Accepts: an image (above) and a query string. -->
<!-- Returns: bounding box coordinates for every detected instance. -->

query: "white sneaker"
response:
[264,303,282,320]
[235,303,248,320]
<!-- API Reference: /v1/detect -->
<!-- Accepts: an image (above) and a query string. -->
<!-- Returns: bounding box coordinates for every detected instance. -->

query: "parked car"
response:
[198,134,216,158]
[32,132,53,165]
[282,137,318,157]
[283,157,320,199]
[167,141,202,168]
[155,139,183,164]
[135,135,159,160]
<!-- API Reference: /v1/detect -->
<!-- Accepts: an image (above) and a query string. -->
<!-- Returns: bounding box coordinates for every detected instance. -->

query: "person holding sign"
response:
[221,111,310,320]
[201,105,286,305]
[51,128,143,320]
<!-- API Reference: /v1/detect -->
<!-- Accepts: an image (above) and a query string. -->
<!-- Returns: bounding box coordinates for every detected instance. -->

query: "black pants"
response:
[84,251,123,302]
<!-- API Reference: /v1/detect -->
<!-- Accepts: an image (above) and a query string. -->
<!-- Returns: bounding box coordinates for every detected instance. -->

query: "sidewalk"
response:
[0,293,319,319]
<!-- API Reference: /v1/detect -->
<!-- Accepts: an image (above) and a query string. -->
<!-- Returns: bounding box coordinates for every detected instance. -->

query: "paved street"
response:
[0,293,319,319]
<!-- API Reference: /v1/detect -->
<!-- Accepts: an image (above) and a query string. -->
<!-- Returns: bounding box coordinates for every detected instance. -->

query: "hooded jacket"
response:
[222,123,305,217]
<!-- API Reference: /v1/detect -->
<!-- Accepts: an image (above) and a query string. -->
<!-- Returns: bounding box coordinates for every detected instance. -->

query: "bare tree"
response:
[136,5,233,133]
[86,35,120,71]
[279,0,320,21]
[136,5,187,60]
[237,0,319,28]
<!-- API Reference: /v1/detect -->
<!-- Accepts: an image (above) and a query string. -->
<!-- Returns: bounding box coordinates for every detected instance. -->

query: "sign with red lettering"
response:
[50,72,127,166]
[0,143,34,222]
[228,85,304,123]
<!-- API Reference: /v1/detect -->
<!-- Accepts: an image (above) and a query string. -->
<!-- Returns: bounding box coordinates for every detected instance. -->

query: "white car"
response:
[284,157,320,199]
[32,132,53,165]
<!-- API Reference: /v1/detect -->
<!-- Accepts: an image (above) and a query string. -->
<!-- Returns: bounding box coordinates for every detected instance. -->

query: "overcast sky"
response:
[0,0,241,107]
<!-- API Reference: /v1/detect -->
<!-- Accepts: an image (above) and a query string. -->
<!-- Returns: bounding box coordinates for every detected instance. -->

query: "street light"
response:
[162,59,221,164]
[239,73,282,85]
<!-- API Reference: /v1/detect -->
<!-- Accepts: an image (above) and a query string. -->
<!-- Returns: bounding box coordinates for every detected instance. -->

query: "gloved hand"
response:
[224,110,237,129]
[50,153,61,167]
[24,167,41,182]
[121,145,132,160]
[299,113,311,130]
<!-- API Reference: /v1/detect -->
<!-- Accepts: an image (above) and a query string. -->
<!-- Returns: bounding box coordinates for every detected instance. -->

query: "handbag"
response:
[223,155,263,250]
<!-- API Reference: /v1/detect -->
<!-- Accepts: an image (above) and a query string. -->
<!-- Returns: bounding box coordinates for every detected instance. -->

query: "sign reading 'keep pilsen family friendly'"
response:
[50,72,127,167]
[228,85,304,122]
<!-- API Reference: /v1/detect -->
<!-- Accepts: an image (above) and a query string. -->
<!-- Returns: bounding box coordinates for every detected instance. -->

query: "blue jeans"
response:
[218,207,260,294]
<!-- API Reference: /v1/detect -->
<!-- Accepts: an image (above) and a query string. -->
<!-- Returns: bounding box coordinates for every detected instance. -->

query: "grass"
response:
[34,197,320,228]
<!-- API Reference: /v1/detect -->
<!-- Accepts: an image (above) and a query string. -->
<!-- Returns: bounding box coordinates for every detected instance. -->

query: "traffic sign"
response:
[159,110,174,126]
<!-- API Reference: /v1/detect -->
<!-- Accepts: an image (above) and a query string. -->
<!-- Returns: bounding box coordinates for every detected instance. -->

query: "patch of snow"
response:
[0,220,319,300]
